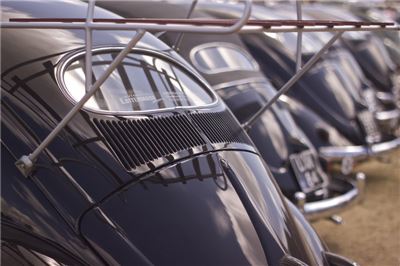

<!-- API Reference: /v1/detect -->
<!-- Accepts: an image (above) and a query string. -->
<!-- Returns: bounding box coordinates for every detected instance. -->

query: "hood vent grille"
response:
[190,111,251,145]
[93,111,250,170]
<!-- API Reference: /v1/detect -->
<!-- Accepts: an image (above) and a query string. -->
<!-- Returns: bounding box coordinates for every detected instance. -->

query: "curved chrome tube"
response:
[376,91,397,105]
[0,0,252,34]
[295,173,366,221]
[319,137,400,162]
[375,109,400,132]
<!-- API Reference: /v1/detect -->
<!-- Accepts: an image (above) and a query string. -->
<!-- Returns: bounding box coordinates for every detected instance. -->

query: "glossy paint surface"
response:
[2,1,329,265]
[80,151,324,265]
[97,1,337,201]
[303,4,397,92]
[345,36,395,92]
[198,3,376,146]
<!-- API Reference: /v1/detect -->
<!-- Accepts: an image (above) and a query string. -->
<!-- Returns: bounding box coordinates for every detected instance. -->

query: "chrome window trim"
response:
[189,42,260,75]
[213,77,267,91]
[56,46,219,116]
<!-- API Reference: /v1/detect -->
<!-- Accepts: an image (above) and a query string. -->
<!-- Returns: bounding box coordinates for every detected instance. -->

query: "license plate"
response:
[357,110,381,143]
[289,150,325,193]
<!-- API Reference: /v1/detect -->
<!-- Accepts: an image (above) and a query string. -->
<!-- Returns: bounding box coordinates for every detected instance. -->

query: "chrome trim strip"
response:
[56,46,220,116]
[375,91,395,104]
[319,137,400,161]
[212,77,267,91]
[319,145,368,161]
[370,136,400,154]
[375,109,400,122]
[302,172,365,221]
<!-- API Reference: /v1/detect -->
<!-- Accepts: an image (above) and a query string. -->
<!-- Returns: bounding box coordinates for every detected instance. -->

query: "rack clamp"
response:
[2,0,252,177]
[15,155,35,177]
[2,0,399,176]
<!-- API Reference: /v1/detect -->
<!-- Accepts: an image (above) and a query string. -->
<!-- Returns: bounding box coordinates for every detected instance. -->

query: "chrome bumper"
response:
[376,91,396,105]
[375,109,400,132]
[319,137,400,162]
[295,173,365,221]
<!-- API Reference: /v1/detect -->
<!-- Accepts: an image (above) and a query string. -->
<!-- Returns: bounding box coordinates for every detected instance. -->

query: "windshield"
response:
[190,42,259,74]
[61,50,216,113]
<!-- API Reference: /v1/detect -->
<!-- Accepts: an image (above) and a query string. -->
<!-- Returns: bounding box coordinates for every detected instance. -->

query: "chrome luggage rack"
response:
[1,0,398,176]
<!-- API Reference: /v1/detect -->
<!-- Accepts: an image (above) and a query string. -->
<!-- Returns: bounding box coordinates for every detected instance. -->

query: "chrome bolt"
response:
[294,192,306,212]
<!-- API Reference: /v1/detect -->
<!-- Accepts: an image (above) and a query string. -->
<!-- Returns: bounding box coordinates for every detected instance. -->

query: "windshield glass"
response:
[62,50,215,113]
[191,42,259,74]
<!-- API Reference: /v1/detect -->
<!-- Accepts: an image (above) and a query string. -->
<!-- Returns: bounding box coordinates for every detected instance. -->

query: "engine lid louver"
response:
[189,111,251,145]
[93,111,251,171]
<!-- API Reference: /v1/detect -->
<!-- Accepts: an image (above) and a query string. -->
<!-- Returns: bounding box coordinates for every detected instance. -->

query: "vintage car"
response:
[303,4,400,110]
[197,2,400,165]
[350,4,400,68]
[1,1,358,265]
[99,1,365,222]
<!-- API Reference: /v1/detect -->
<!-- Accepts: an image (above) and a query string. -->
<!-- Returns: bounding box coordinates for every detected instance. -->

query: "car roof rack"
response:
[1,0,398,176]
[6,17,397,32]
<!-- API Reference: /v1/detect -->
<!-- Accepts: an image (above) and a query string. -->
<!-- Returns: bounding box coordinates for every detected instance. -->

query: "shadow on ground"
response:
[313,150,400,266]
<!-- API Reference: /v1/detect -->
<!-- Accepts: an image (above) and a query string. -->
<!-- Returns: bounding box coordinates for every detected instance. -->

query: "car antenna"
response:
[172,0,198,51]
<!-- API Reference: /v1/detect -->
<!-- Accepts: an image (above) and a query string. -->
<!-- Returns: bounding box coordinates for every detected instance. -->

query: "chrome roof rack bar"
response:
[85,0,95,94]
[15,29,146,177]
[1,1,252,33]
[295,0,303,72]
[173,0,199,50]
[1,0,398,175]
[5,17,397,33]
[240,24,400,33]
[3,0,252,177]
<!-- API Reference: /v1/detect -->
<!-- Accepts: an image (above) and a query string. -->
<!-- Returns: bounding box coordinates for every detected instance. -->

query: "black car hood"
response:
[302,4,397,92]
[344,35,395,92]
[2,1,326,265]
[97,1,325,190]
[352,6,400,68]
[80,151,325,265]
[194,3,368,144]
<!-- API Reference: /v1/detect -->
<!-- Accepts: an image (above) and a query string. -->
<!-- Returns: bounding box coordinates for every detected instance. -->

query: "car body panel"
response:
[1,1,332,265]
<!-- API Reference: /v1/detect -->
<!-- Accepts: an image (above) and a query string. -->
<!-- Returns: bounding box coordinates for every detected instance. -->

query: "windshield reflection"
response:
[63,51,215,113]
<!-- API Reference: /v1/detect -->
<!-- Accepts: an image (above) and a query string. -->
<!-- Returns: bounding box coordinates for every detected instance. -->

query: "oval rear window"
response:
[60,49,216,113]
[190,42,259,74]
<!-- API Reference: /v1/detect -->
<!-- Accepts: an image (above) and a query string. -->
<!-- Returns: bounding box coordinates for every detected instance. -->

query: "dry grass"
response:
[313,149,400,266]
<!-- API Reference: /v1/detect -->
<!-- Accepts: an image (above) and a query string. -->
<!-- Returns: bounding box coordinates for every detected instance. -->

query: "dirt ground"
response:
[313,149,400,266]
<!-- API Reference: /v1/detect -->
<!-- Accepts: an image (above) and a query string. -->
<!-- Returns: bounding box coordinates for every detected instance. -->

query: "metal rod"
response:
[295,0,302,72]
[85,0,95,92]
[243,31,344,131]
[2,21,397,33]
[241,25,400,33]
[15,30,146,176]
[7,18,394,27]
[1,0,252,34]
[173,0,198,50]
